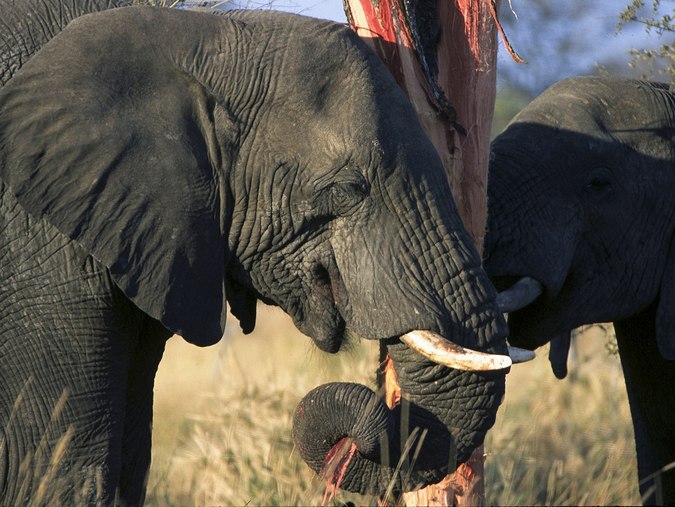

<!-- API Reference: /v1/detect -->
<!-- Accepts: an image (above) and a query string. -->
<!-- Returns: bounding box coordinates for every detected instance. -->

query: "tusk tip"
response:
[508,345,536,363]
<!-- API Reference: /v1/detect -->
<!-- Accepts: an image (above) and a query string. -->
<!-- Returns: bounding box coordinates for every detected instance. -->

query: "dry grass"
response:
[147,308,640,506]
[486,326,638,506]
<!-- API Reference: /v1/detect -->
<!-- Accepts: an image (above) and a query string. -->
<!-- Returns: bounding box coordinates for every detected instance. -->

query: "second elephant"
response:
[485,76,675,505]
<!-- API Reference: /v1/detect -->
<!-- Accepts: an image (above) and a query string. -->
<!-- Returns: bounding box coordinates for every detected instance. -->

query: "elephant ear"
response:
[656,235,675,360]
[0,12,231,346]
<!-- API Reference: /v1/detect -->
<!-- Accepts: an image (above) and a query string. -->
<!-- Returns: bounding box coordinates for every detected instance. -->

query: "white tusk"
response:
[496,276,544,313]
[508,345,536,363]
[400,330,512,371]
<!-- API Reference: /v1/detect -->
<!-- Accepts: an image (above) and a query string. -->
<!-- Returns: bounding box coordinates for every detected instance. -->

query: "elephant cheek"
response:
[0,431,6,496]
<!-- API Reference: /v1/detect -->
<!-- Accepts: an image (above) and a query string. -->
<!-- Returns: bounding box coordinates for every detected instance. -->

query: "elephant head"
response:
[0,5,513,498]
[484,76,675,504]
[485,76,674,358]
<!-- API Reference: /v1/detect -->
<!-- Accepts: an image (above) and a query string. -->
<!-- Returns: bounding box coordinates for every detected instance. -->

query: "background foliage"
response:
[494,0,673,133]
[618,0,674,79]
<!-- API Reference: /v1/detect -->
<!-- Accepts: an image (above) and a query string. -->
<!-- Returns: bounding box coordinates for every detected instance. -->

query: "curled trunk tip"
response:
[292,382,393,476]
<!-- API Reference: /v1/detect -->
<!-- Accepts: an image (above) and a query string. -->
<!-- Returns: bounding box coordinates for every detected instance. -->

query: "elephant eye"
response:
[328,177,370,216]
[312,169,370,219]
[584,167,613,195]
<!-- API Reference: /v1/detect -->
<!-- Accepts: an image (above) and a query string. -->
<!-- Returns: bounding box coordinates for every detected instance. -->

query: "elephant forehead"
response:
[259,26,425,147]
[510,77,673,144]
[261,96,430,183]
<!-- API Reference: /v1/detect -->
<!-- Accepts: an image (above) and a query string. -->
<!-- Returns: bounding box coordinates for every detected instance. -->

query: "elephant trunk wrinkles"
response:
[293,336,506,495]
[293,381,447,495]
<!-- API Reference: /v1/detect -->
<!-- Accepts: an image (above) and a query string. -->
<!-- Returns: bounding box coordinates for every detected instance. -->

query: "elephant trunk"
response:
[292,381,447,495]
[292,336,506,495]
[292,382,397,494]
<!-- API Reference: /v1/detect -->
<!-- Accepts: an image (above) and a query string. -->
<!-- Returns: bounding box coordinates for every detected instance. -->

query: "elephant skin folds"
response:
[0,181,171,504]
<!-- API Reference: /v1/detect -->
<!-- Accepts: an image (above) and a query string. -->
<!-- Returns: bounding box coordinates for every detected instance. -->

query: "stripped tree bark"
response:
[343,0,521,504]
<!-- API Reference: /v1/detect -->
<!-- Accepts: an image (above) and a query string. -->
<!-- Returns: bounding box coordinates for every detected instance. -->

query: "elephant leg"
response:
[615,306,675,505]
[0,182,150,504]
[117,318,170,505]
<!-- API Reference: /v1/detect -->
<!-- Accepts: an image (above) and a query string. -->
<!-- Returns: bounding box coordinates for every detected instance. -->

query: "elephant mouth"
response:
[309,259,521,369]
[494,276,552,343]
[495,275,582,339]
[315,263,522,370]
[495,276,578,378]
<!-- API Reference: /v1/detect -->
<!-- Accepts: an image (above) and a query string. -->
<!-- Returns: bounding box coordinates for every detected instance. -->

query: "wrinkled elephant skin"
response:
[0,2,509,503]
[484,76,675,505]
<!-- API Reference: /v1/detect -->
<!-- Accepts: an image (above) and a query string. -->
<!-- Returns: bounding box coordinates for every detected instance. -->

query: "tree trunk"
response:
[345,0,503,505]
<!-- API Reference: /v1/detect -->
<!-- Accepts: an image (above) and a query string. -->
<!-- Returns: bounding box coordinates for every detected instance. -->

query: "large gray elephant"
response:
[484,76,675,505]
[0,2,519,504]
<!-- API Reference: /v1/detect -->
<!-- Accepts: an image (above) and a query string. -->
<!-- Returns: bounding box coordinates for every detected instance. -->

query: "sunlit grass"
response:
[147,307,640,506]
[486,328,638,506]
[147,306,375,505]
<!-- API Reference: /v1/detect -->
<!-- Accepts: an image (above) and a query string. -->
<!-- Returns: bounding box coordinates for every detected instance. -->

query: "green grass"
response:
[147,307,640,506]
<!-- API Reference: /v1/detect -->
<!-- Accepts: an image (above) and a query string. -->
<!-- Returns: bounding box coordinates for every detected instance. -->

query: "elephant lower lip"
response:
[303,260,349,352]
[506,303,569,350]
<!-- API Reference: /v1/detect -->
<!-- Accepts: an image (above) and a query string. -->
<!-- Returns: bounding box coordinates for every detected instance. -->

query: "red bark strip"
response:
[488,0,527,63]
[436,0,497,252]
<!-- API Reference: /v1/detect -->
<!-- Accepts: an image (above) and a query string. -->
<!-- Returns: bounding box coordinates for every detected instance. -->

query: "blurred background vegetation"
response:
[492,0,673,134]
[138,0,672,504]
